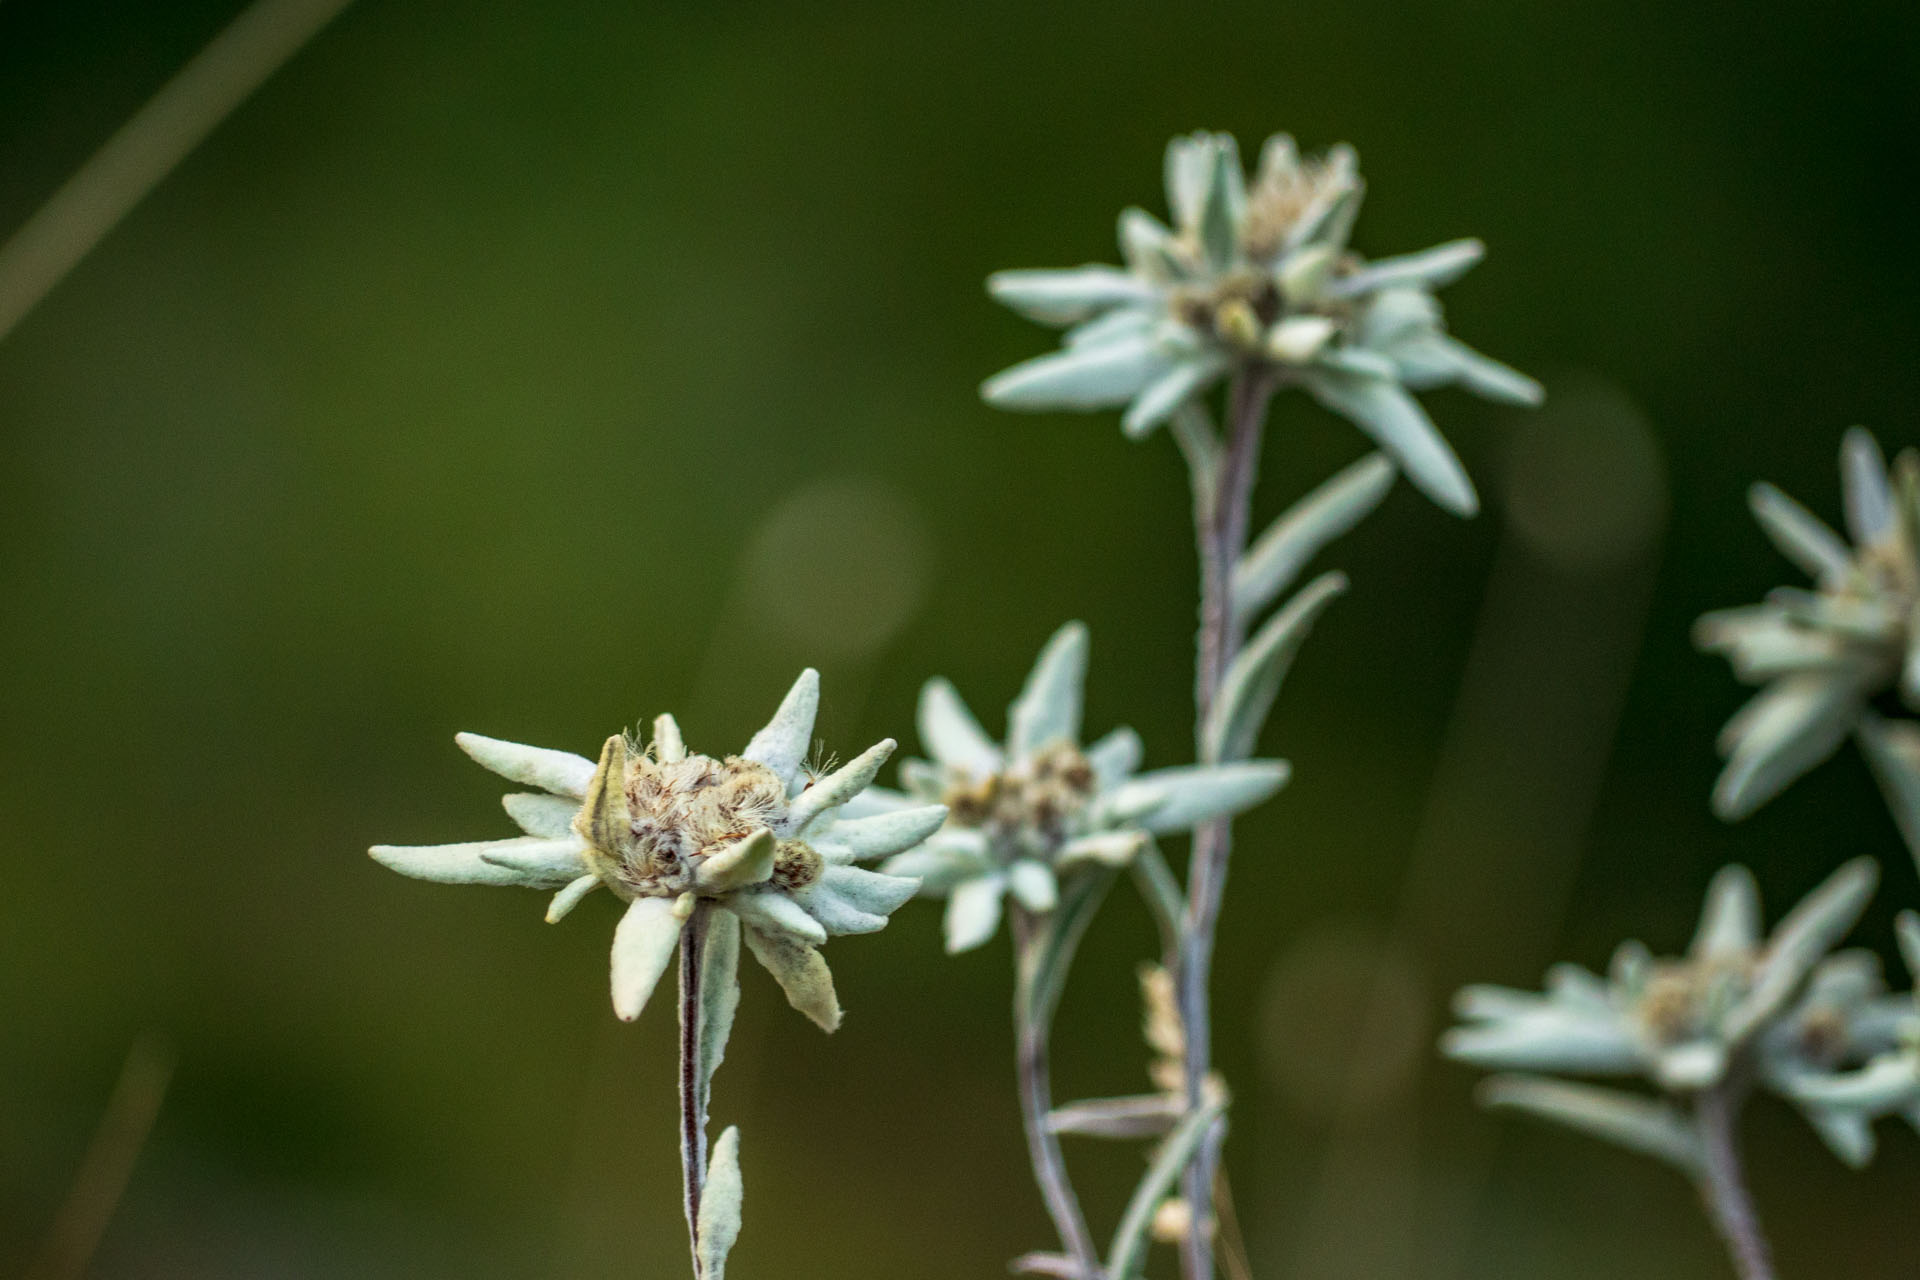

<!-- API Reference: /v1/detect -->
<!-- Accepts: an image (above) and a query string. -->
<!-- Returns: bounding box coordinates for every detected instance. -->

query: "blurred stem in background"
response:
[1176,369,1277,1280]
[1694,1081,1775,1280]
[0,0,353,344]
[26,1035,175,1280]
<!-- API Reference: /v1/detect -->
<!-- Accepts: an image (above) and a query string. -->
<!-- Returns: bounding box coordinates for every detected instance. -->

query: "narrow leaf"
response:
[1479,1075,1700,1171]
[1232,453,1393,619]
[1106,1098,1227,1279]
[696,1126,744,1280]
[1206,572,1348,761]
[1302,368,1478,517]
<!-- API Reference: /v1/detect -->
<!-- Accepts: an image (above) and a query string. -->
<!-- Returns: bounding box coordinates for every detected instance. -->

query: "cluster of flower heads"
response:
[1445,859,1920,1170]
[371,670,944,1030]
[873,623,1289,952]
[981,131,1540,517]
[1698,429,1920,860]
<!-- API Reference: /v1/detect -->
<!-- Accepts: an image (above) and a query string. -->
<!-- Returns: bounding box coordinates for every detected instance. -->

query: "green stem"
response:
[1177,368,1274,1280]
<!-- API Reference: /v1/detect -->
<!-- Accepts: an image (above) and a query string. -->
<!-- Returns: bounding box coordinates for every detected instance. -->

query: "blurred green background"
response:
[3,0,1919,1276]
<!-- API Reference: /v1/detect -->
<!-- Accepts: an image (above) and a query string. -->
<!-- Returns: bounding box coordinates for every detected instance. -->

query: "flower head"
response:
[1697,429,1920,831]
[982,131,1541,516]
[1443,858,1920,1167]
[878,622,1289,952]
[370,670,945,1029]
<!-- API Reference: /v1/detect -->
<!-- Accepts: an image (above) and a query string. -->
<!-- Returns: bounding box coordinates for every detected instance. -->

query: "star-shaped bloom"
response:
[877,622,1289,953]
[1698,430,1920,836]
[370,670,945,1030]
[982,131,1540,517]
[1443,858,1920,1168]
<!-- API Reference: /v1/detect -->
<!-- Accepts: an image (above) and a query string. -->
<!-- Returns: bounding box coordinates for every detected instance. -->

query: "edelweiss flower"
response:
[982,131,1541,516]
[1698,429,1920,838]
[1443,859,1920,1166]
[877,622,1289,953]
[370,670,945,1029]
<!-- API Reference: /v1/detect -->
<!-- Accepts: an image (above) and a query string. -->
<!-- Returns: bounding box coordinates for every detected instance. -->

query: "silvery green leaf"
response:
[1777,1054,1919,1116]
[1896,909,1920,981]
[1712,674,1864,820]
[1747,482,1851,583]
[1799,1104,1876,1169]
[1284,144,1362,254]
[791,882,888,936]
[741,924,840,1032]
[1020,870,1114,1027]
[1106,1097,1227,1280]
[1841,427,1893,546]
[454,732,596,798]
[697,910,741,1095]
[1477,1076,1700,1171]
[370,836,584,889]
[1694,607,1845,680]
[1233,454,1394,620]
[817,863,920,916]
[1057,830,1148,869]
[1009,621,1089,759]
[650,713,687,763]
[1690,865,1761,961]
[1856,714,1920,866]
[742,668,819,787]
[1302,367,1478,517]
[1121,352,1231,440]
[1653,1041,1727,1091]
[501,791,579,838]
[981,332,1178,412]
[1610,939,1653,998]
[1276,244,1339,305]
[725,888,828,945]
[478,835,594,882]
[944,873,1007,953]
[1117,207,1184,280]
[1725,857,1878,1045]
[1008,858,1060,913]
[1048,1093,1183,1139]
[918,677,1003,776]
[1198,135,1243,272]
[1206,572,1348,762]
[1431,335,1544,406]
[1357,287,1442,349]
[1314,345,1400,380]
[1108,761,1290,834]
[831,783,916,821]
[1544,963,1613,1010]
[1011,1254,1084,1279]
[694,828,777,893]
[987,267,1159,326]
[789,738,896,831]
[818,805,949,861]
[1084,725,1143,789]
[1329,238,1483,297]
[546,874,601,923]
[610,897,685,1022]
[881,837,994,894]
[1441,1000,1643,1075]
[1065,305,1157,350]
[1267,316,1339,367]
[1164,133,1214,232]
[696,1126,744,1280]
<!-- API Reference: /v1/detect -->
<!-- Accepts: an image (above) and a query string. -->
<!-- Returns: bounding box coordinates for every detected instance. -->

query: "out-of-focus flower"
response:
[1698,429,1920,847]
[371,670,945,1029]
[982,131,1541,516]
[878,622,1288,952]
[1443,859,1920,1169]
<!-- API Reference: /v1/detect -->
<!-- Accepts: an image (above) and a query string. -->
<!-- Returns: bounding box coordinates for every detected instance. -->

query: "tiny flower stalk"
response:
[369,670,943,1279]
[985,129,1533,1280]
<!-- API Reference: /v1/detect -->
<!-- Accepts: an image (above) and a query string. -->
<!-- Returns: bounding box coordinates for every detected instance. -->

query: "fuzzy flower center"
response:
[583,751,820,898]
[941,741,1099,860]
[1631,954,1757,1047]
[1239,155,1350,261]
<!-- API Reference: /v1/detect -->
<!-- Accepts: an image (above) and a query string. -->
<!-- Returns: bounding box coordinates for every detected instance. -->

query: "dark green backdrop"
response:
[3,1,1918,1276]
